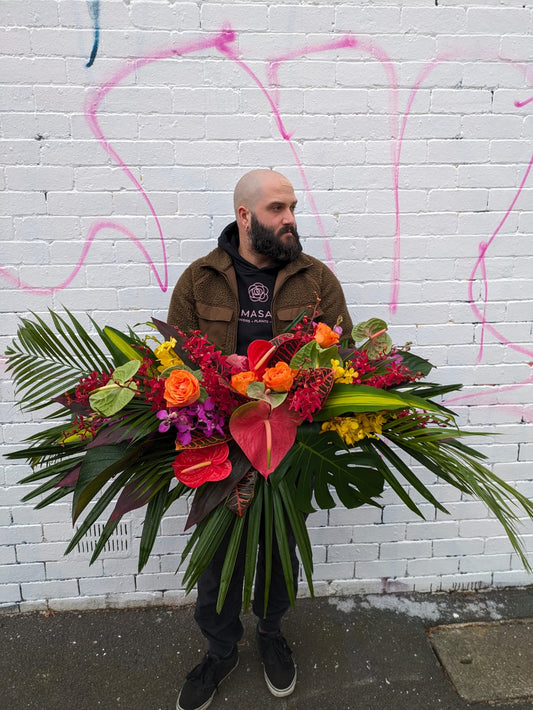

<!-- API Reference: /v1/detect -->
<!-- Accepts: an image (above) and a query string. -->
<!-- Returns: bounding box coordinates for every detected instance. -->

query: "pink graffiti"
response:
[391,54,533,362]
[468,153,533,361]
[1,25,532,418]
[0,29,237,294]
[515,96,533,108]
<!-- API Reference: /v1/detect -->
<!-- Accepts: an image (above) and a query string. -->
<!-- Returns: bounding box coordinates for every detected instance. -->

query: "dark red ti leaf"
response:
[86,422,141,448]
[109,475,160,523]
[185,442,253,530]
[226,469,258,517]
[55,463,81,488]
[53,394,92,416]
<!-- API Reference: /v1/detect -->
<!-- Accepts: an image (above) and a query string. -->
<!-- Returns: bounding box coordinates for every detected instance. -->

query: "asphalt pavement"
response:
[1,587,532,710]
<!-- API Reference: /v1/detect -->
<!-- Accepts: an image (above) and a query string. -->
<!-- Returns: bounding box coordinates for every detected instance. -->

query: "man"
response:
[167,169,352,710]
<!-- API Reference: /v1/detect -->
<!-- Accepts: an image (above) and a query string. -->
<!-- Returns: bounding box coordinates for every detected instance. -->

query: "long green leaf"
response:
[90,519,120,565]
[72,444,131,521]
[65,470,133,554]
[277,478,314,592]
[272,488,296,609]
[216,513,247,614]
[372,438,449,514]
[358,439,426,518]
[262,480,273,617]
[243,478,264,612]
[314,383,443,420]
[138,480,172,571]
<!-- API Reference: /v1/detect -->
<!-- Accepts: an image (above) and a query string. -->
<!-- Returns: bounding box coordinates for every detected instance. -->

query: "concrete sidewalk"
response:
[1,587,532,710]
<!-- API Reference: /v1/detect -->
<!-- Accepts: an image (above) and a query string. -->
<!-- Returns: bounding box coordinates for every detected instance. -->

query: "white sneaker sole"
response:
[263,664,297,698]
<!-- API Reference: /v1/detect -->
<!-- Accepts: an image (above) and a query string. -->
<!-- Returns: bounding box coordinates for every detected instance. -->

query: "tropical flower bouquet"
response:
[5,310,533,612]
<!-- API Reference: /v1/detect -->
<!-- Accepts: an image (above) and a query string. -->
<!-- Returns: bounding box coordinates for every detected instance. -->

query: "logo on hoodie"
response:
[248,282,269,303]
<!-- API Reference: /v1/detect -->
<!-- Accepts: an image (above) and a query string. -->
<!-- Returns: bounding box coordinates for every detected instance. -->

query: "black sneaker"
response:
[256,626,297,697]
[177,647,239,710]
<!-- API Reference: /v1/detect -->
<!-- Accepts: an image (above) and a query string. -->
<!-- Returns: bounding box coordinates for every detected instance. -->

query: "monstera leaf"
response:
[273,423,385,513]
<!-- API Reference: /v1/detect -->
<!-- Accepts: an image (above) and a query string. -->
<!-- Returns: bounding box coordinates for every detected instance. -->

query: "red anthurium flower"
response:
[229,400,299,478]
[247,339,276,378]
[172,442,232,488]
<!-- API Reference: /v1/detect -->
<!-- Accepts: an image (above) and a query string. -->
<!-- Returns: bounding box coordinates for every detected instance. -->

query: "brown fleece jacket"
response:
[167,246,353,354]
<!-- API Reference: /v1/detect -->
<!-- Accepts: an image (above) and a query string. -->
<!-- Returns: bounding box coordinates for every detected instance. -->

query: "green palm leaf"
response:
[138,480,172,571]
[242,478,264,612]
[385,430,533,571]
[5,310,116,412]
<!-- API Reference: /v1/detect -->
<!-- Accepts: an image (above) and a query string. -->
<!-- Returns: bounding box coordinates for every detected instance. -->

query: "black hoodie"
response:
[218,222,280,354]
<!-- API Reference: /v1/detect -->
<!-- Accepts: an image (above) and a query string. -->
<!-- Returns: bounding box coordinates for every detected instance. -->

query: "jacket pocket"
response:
[277,305,324,325]
[195,302,234,350]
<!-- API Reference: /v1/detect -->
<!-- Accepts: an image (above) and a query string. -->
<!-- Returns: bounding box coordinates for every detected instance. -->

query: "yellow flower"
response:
[320,413,387,445]
[154,338,183,372]
[330,359,358,385]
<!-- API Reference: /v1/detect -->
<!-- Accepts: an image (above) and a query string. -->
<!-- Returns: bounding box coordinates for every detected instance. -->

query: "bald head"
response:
[233,169,294,217]
[232,169,300,267]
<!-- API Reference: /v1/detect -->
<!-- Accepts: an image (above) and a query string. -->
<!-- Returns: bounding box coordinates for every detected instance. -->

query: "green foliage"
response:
[351,318,392,357]
[4,309,115,412]
[5,308,533,615]
[314,383,442,420]
[290,340,339,369]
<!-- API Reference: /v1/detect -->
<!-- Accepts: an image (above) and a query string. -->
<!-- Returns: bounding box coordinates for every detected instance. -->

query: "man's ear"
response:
[237,205,250,232]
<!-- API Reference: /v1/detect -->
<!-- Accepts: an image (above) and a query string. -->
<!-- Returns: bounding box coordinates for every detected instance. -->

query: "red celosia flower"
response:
[172,442,232,488]
[288,367,334,422]
[182,331,244,415]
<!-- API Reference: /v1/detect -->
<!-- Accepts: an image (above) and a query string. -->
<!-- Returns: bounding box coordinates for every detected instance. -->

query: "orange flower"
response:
[314,322,340,348]
[231,370,258,396]
[262,361,297,392]
[164,369,200,408]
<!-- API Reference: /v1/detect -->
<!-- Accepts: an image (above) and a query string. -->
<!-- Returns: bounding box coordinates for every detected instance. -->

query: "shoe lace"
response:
[186,654,218,686]
[264,633,292,665]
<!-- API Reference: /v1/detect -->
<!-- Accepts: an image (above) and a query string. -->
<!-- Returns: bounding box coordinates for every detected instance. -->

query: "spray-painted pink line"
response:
[0,28,237,294]
[445,373,533,405]
[218,35,357,272]
[468,152,533,360]
[83,28,237,293]
[396,53,533,364]
[0,221,167,295]
[265,36,398,277]
[266,36,357,109]
[515,96,533,108]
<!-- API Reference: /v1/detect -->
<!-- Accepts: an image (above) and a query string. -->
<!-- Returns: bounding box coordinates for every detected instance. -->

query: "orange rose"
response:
[164,369,200,408]
[231,370,258,396]
[262,361,297,392]
[314,322,340,348]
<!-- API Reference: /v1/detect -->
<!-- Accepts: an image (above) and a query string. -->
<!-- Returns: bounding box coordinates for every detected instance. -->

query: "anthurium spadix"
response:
[229,400,299,478]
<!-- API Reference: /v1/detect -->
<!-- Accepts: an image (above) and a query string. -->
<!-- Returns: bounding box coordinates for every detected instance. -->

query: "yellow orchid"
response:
[330,358,358,385]
[321,412,387,445]
[154,338,183,372]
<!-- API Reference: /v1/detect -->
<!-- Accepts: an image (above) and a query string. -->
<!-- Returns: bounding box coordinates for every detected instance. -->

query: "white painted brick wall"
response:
[1,0,532,612]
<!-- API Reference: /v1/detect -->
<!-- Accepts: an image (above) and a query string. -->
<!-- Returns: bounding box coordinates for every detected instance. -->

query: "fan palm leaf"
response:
[5,309,117,411]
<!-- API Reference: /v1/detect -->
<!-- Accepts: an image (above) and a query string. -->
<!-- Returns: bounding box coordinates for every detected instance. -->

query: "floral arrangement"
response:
[5,310,533,612]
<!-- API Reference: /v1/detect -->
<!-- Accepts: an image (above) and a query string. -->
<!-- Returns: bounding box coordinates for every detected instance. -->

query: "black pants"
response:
[194,516,300,658]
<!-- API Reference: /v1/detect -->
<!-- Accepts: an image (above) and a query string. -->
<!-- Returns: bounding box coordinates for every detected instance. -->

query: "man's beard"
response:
[249,213,302,263]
